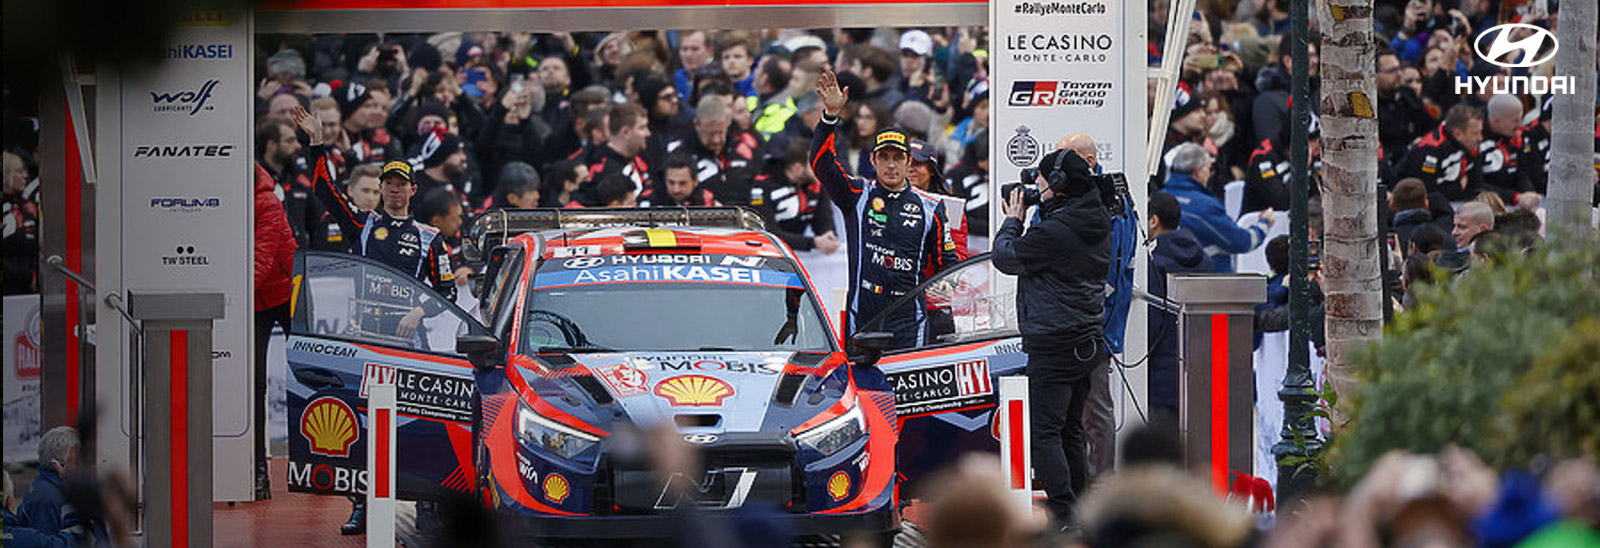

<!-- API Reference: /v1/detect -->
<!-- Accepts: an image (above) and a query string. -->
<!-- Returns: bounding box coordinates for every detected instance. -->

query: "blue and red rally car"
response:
[284,208,1030,538]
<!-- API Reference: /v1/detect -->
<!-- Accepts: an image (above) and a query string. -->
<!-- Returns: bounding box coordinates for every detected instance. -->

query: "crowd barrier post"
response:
[367,381,398,548]
[1167,274,1265,496]
[131,292,224,548]
[997,376,1032,514]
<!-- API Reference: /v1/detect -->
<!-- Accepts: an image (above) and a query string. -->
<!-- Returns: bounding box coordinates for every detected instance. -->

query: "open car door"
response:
[855,254,1026,487]
[286,251,488,500]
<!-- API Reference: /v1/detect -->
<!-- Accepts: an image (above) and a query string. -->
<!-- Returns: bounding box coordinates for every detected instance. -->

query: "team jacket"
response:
[1393,125,1479,202]
[579,145,653,206]
[810,116,958,349]
[637,185,717,207]
[944,162,990,237]
[1475,127,1531,202]
[1241,138,1323,214]
[309,145,457,303]
[664,132,757,206]
[1520,120,1551,194]
[750,171,836,252]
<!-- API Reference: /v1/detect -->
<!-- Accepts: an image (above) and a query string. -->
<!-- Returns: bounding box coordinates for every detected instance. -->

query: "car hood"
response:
[520,351,845,434]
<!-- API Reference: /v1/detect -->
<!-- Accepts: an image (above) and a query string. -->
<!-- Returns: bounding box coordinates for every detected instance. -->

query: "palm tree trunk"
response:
[1316,0,1383,395]
[1547,0,1598,242]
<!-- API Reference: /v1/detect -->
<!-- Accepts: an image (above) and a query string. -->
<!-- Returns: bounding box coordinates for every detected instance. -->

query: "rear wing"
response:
[463,207,767,262]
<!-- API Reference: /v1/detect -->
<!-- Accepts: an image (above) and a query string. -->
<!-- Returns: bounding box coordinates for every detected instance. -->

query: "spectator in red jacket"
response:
[253,163,298,500]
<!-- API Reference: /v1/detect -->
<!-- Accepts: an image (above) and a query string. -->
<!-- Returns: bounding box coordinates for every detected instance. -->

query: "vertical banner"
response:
[4,294,43,462]
[990,0,1147,186]
[114,9,254,500]
[991,0,1150,430]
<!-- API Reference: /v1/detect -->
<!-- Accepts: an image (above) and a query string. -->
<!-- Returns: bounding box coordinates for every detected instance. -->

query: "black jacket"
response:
[992,188,1111,361]
[1390,208,1435,253]
[1377,87,1432,161]
[1147,227,1212,410]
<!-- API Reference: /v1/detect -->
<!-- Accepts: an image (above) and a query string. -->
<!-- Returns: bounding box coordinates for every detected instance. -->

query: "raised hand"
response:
[290,106,323,146]
[816,70,848,117]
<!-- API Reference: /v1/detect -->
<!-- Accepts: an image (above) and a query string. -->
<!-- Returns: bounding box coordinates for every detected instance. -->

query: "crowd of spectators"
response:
[251,27,995,268]
[1149,0,1598,359]
[1158,0,1597,266]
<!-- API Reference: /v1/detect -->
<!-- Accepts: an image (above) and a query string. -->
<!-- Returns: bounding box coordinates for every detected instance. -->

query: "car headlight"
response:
[795,406,866,457]
[517,400,600,461]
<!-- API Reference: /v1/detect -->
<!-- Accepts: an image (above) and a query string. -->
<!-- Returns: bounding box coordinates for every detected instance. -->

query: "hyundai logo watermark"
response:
[1474,24,1558,68]
[1455,23,1574,96]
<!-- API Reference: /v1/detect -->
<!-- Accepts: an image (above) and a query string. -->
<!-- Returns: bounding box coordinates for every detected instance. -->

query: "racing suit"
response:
[310,145,457,305]
[810,115,958,350]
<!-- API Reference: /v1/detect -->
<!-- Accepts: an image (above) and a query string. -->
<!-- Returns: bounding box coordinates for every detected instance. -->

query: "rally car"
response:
[284,208,916,537]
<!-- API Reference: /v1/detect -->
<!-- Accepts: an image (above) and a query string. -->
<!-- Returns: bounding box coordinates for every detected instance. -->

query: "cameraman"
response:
[992,149,1112,526]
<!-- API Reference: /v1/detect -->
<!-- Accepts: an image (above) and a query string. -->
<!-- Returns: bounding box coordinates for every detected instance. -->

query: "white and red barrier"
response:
[996,376,1031,514]
[367,382,397,548]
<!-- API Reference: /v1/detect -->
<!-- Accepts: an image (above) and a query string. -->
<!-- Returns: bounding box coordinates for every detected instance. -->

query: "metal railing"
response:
[46,255,145,537]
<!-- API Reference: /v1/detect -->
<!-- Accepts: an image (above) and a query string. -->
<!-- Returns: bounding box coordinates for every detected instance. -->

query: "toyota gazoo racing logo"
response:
[1474,24,1558,68]
[1456,24,1575,95]
[1007,80,1111,108]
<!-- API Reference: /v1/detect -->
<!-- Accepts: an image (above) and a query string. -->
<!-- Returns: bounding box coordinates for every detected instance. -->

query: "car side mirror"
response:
[849,331,895,368]
[456,334,503,370]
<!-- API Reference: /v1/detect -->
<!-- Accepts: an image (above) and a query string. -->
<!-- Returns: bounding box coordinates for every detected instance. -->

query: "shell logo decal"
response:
[827,471,851,501]
[543,473,570,504]
[653,375,734,407]
[301,396,358,458]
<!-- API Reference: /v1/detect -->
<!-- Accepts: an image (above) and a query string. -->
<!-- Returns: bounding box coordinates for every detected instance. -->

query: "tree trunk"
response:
[1316,0,1383,395]
[1547,0,1598,242]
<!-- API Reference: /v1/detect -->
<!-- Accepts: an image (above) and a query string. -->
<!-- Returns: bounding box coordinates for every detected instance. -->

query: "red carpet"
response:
[212,458,366,548]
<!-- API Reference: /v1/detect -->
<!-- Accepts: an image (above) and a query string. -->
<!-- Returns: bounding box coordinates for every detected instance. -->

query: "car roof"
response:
[508,226,793,260]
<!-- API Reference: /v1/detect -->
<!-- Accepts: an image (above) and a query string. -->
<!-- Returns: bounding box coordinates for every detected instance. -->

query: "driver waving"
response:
[809,71,959,350]
[293,106,455,338]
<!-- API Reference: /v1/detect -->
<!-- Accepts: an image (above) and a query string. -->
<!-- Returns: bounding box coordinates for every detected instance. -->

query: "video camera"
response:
[1002,170,1131,216]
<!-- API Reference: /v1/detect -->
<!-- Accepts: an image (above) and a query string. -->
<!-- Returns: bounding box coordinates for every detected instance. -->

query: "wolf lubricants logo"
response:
[151,79,220,115]
[1456,24,1574,95]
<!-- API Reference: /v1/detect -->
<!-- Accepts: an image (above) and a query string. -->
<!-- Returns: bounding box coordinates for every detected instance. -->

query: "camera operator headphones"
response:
[1042,148,1072,192]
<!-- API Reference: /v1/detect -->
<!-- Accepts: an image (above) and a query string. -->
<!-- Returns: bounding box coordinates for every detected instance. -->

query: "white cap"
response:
[899,30,933,57]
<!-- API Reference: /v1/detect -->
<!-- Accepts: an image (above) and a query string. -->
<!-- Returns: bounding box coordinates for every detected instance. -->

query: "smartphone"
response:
[1308,238,1322,271]
[463,69,488,98]
[1386,233,1401,269]
[1195,53,1222,70]
[511,73,526,94]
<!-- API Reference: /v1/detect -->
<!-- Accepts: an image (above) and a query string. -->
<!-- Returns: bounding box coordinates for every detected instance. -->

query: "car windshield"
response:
[520,253,833,353]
